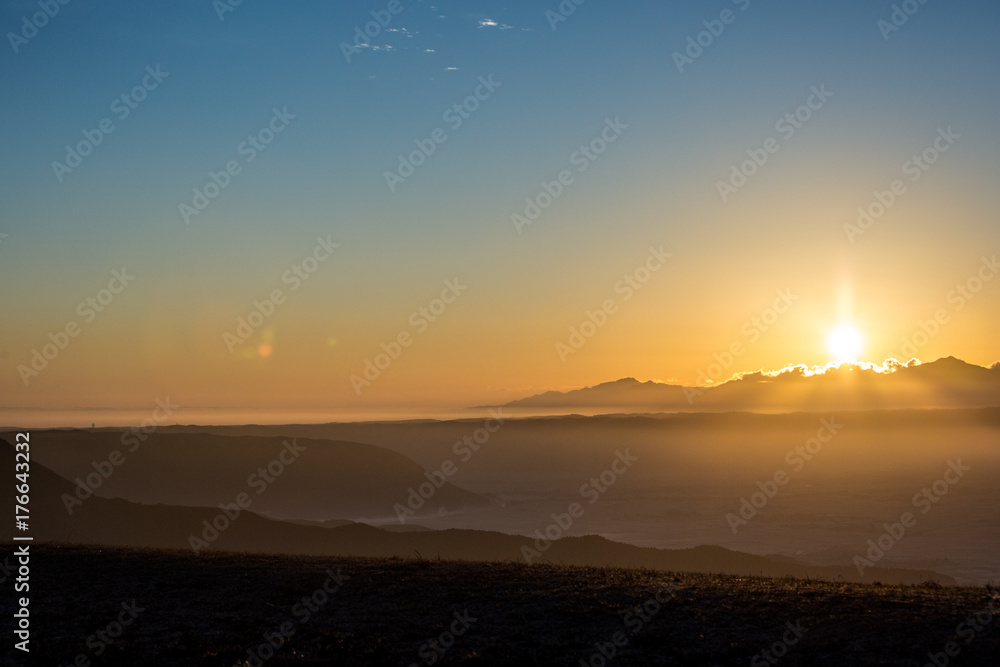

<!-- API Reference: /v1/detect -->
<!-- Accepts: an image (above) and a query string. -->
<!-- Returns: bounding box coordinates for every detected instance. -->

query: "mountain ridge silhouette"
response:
[501,357,1000,412]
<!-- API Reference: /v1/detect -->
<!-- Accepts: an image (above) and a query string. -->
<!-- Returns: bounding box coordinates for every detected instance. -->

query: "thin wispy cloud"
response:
[478,18,514,30]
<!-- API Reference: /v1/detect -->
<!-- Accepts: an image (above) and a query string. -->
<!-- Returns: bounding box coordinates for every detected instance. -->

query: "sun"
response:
[827,325,863,361]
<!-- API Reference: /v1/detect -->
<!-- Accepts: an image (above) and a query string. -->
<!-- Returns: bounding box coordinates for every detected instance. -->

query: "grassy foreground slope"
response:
[3,545,997,666]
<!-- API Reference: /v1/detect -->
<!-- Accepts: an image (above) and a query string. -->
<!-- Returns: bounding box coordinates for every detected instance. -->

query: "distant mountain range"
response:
[501,357,1000,413]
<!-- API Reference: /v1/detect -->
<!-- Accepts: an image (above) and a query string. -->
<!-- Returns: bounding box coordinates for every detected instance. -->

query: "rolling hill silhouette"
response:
[2,439,956,585]
[26,430,488,520]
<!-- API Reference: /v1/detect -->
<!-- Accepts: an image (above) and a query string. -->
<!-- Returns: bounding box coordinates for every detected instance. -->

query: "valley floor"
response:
[3,545,999,666]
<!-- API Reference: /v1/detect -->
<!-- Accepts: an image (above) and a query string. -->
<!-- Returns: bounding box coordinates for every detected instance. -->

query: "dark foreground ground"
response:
[2,545,998,666]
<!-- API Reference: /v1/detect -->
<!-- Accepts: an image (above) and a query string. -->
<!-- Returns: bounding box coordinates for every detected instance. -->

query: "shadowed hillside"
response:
[1,440,957,585]
[21,430,490,519]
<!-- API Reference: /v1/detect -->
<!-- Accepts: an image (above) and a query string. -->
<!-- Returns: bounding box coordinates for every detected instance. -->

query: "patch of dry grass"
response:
[3,545,997,666]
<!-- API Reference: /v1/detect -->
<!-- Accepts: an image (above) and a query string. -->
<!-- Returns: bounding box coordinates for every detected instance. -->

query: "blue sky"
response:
[1,0,998,412]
